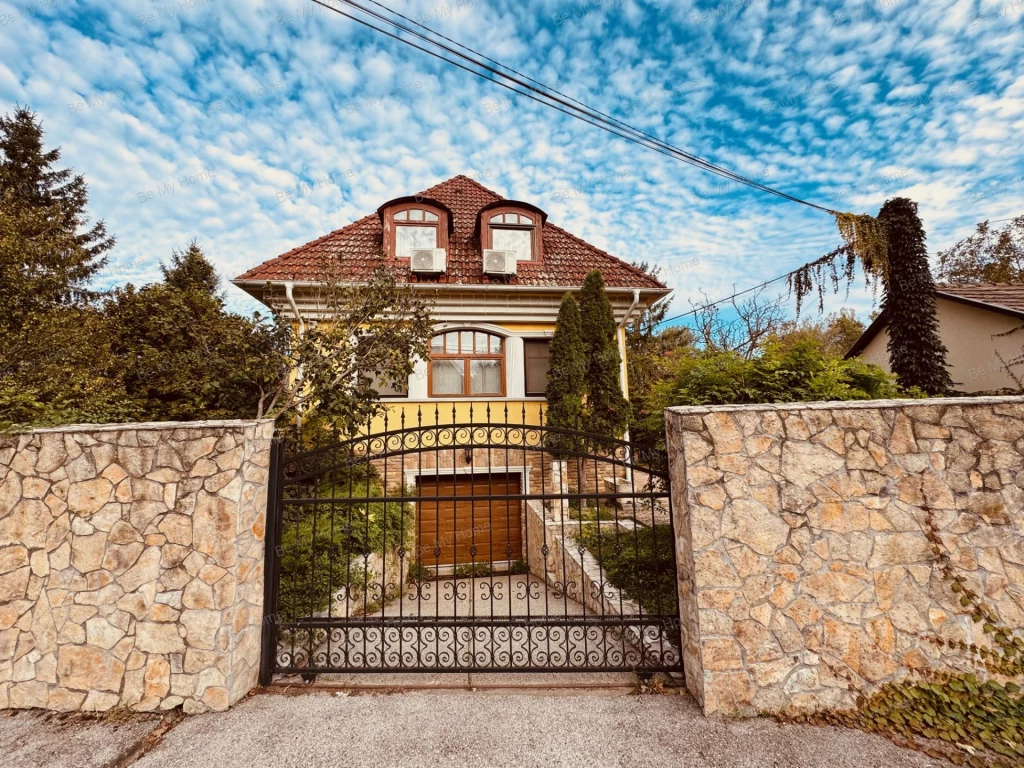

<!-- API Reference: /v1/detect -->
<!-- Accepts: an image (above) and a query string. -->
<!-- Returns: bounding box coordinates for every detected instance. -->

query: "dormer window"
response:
[482,204,543,262]
[394,208,439,257]
[381,199,450,259]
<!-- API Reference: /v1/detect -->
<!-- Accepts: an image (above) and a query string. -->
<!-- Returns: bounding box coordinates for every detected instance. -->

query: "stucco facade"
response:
[854,294,1024,393]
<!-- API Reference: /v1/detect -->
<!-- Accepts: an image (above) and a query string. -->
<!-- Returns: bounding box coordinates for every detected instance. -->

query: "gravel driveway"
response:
[125,689,951,768]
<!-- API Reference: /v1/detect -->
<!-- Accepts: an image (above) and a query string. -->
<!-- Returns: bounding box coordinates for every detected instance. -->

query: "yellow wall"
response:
[372,400,546,431]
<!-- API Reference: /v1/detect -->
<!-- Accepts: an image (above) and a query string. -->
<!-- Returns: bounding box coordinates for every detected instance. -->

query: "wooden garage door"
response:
[417,474,522,567]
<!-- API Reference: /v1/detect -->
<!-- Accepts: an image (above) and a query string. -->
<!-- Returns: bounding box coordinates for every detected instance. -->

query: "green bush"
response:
[278,478,412,620]
[632,338,913,472]
[577,524,677,617]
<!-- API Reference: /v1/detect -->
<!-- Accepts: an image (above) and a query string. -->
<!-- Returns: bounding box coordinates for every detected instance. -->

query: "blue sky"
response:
[2,0,1022,326]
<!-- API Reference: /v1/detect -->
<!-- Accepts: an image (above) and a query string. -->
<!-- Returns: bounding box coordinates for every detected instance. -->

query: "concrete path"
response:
[122,690,949,768]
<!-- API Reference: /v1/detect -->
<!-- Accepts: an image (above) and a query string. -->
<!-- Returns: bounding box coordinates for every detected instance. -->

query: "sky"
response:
[2,0,1022,327]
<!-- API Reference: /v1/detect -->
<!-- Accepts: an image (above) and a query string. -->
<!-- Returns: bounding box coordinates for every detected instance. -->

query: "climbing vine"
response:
[802,509,1023,767]
[788,212,887,314]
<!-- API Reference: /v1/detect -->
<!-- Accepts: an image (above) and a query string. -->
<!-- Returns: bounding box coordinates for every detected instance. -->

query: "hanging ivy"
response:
[788,212,889,315]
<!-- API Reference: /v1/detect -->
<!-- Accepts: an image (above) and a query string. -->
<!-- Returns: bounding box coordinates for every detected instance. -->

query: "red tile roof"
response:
[936,283,1024,314]
[235,175,666,290]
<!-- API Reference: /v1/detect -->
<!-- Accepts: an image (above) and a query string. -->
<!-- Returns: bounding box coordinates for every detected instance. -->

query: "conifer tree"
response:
[545,292,586,436]
[0,106,112,308]
[877,197,953,394]
[578,270,630,438]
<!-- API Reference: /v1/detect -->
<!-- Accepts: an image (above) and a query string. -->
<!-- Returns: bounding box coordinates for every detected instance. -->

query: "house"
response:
[233,174,670,569]
[846,283,1024,392]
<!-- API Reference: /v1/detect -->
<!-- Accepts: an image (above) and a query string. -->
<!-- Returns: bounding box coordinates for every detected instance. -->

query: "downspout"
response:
[283,281,305,335]
[283,282,304,430]
[617,289,641,484]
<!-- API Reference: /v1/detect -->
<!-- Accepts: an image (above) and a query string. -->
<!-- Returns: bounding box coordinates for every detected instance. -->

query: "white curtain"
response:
[433,359,464,395]
[470,360,502,395]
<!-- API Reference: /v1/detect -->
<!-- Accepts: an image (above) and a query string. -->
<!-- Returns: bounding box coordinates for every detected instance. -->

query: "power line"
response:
[312,0,837,214]
[650,215,1022,328]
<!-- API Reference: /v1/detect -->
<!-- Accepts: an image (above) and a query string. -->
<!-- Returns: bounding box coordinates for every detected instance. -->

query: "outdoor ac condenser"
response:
[482,249,517,276]
[410,248,446,274]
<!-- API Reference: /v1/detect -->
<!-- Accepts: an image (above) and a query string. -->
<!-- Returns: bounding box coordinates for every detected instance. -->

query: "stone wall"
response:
[665,397,1024,715]
[0,420,274,714]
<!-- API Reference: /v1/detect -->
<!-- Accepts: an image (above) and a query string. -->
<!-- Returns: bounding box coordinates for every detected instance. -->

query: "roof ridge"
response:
[418,173,505,202]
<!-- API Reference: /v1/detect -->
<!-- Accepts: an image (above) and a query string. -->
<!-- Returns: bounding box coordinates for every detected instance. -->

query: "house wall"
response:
[0,420,273,714]
[665,396,1024,716]
[856,297,1024,392]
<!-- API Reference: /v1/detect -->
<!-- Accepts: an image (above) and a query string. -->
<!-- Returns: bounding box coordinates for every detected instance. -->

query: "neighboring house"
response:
[233,175,670,568]
[846,283,1024,392]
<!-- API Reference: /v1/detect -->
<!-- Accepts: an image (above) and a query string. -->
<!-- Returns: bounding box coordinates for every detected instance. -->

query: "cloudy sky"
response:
[2,0,1022,325]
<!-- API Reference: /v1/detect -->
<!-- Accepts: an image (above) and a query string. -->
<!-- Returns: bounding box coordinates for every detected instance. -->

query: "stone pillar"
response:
[0,419,274,714]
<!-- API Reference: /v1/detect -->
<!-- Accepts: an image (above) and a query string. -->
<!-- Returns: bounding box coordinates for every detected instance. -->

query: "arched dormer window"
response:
[380,199,450,259]
[429,330,504,397]
[481,203,545,262]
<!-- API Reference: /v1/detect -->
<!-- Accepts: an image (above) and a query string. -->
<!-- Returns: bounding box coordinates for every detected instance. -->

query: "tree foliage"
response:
[0,107,120,427]
[878,197,953,395]
[545,292,586,435]
[937,215,1024,284]
[578,270,630,439]
[261,261,433,434]
[788,198,952,394]
[102,243,285,422]
[0,107,433,432]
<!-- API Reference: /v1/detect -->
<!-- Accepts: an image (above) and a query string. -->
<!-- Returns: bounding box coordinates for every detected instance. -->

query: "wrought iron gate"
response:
[259,407,682,680]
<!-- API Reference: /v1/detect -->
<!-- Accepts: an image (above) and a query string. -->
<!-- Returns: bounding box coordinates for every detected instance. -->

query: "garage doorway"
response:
[416,473,523,571]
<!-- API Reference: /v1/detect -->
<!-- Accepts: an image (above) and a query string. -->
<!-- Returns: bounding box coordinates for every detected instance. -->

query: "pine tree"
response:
[878,197,953,395]
[578,270,630,438]
[0,106,112,307]
[545,292,586,437]
[161,240,220,294]
[0,107,118,426]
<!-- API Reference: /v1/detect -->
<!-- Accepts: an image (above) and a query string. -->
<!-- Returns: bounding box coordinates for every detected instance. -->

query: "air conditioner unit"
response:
[483,249,517,276]
[410,248,446,274]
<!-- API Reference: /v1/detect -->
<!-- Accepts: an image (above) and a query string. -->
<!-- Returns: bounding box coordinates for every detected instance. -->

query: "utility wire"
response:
[312,0,838,213]
[649,215,1022,328]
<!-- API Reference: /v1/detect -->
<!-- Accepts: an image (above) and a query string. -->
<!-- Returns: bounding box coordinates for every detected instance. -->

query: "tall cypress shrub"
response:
[878,197,953,394]
[546,292,586,435]
[578,270,630,438]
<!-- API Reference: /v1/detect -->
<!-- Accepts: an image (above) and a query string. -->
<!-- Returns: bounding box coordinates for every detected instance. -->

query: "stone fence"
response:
[0,420,273,713]
[665,396,1024,715]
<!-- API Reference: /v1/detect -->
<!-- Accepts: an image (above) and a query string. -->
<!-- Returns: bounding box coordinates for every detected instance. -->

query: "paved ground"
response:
[1,688,953,768]
[1,709,159,768]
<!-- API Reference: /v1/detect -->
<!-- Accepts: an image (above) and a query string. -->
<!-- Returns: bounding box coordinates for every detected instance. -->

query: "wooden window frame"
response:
[428,330,506,398]
[384,203,448,260]
[483,206,543,262]
[523,338,551,397]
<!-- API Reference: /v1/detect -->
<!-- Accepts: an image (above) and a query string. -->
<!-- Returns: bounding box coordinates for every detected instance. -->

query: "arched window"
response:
[484,207,541,262]
[429,330,504,397]
[386,204,447,258]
